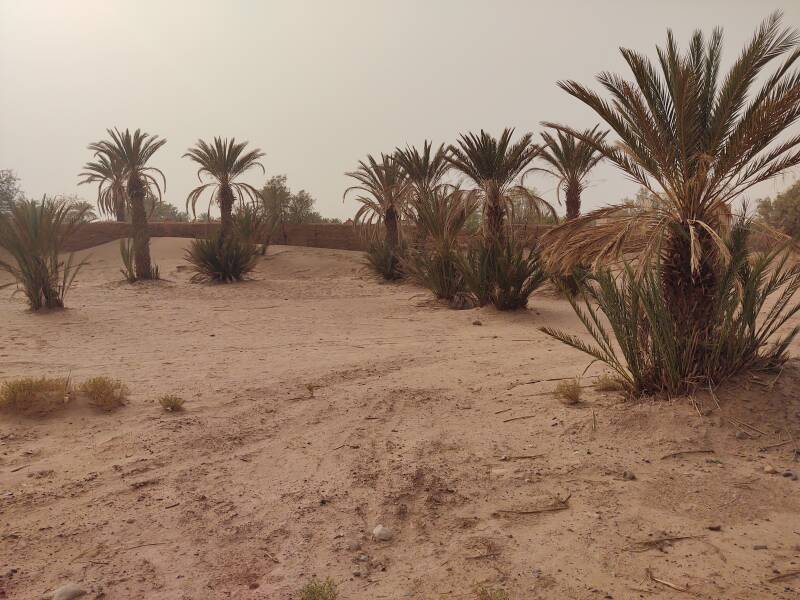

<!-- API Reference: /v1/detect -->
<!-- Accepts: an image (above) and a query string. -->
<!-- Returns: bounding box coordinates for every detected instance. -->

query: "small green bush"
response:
[0,377,70,416]
[300,577,338,600]
[80,377,127,411]
[403,245,463,300]
[120,238,137,283]
[185,233,259,283]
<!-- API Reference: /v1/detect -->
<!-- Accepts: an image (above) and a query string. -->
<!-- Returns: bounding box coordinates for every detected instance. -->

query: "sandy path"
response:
[1,239,799,599]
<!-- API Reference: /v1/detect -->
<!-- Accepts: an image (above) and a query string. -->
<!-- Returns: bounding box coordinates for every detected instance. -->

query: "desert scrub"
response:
[80,377,127,411]
[554,378,581,405]
[185,233,259,283]
[475,586,510,600]
[159,394,185,412]
[0,376,70,416]
[595,373,624,392]
[300,577,338,600]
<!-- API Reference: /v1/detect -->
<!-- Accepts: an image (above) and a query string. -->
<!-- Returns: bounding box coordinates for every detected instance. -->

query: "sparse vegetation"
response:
[119,238,137,283]
[554,378,582,404]
[364,238,404,280]
[0,376,70,416]
[185,233,259,283]
[299,577,338,600]
[595,373,625,392]
[0,196,88,310]
[475,586,510,600]
[159,394,185,412]
[80,376,128,411]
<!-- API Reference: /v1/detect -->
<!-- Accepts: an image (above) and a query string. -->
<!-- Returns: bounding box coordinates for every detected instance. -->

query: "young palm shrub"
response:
[345,154,410,279]
[185,233,259,283]
[184,137,265,242]
[119,238,137,283]
[459,235,546,310]
[87,129,166,280]
[402,187,479,301]
[542,220,800,396]
[78,152,128,221]
[541,12,800,377]
[0,197,87,310]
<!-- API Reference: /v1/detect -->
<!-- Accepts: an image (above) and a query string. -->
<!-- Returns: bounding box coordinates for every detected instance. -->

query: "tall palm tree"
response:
[394,141,451,243]
[541,11,800,331]
[78,152,128,221]
[89,128,166,279]
[447,129,553,243]
[525,125,607,220]
[183,137,265,241]
[344,153,409,258]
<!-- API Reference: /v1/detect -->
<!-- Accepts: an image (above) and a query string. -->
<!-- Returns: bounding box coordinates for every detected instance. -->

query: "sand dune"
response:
[1,240,799,599]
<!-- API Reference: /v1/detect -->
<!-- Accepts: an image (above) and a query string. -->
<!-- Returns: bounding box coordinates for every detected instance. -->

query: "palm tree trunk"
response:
[385,204,399,255]
[219,185,235,242]
[661,224,716,346]
[115,205,126,222]
[483,188,506,243]
[565,180,581,220]
[128,176,153,279]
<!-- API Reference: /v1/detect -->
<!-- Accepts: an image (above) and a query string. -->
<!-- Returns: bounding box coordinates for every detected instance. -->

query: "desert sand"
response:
[1,238,799,599]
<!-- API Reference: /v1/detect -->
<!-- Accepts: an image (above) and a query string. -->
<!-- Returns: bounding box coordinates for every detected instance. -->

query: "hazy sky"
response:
[2,1,800,220]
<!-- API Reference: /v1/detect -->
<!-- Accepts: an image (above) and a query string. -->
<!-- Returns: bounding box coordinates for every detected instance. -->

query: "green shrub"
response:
[0,197,87,310]
[365,239,404,280]
[80,377,127,411]
[459,238,545,310]
[120,238,137,283]
[0,376,70,416]
[185,233,259,283]
[542,227,800,396]
[403,245,463,300]
[300,577,338,600]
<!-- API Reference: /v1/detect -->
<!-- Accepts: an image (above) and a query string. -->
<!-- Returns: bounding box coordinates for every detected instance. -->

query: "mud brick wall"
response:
[64,222,553,252]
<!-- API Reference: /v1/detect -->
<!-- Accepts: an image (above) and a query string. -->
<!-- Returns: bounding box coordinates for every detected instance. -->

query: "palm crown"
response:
[525,125,606,220]
[78,152,128,221]
[542,11,800,274]
[344,153,409,227]
[88,128,166,199]
[183,137,265,220]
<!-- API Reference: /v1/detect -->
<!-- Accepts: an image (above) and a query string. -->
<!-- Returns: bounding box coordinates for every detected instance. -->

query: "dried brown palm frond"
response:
[184,137,265,240]
[448,129,553,241]
[524,125,607,220]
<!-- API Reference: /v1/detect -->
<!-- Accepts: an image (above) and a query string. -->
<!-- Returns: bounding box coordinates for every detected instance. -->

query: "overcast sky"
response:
[2,1,800,219]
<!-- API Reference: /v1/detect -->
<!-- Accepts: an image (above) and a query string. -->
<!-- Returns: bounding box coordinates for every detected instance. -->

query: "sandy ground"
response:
[1,238,799,600]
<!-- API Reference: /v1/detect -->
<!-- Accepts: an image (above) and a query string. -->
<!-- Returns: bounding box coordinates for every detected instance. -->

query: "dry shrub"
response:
[159,394,185,412]
[475,587,510,600]
[595,373,625,392]
[554,378,582,405]
[80,376,127,411]
[0,376,70,416]
[300,578,338,600]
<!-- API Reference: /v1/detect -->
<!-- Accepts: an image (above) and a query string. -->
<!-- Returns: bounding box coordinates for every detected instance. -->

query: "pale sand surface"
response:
[1,238,799,599]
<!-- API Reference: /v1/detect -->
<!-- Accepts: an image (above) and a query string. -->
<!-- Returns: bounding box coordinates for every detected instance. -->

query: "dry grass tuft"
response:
[300,578,338,600]
[475,586,510,600]
[554,378,582,405]
[595,373,625,392]
[80,377,127,411]
[0,376,70,416]
[159,394,185,412]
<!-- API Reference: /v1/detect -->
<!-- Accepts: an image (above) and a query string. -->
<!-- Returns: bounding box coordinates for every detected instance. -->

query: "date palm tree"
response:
[447,129,553,243]
[394,141,451,244]
[88,128,166,279]
[183,137,265,241]
[344,153,409,258]
[541,11,800,332]
[78,152,127,221]
[524,125,607,220]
